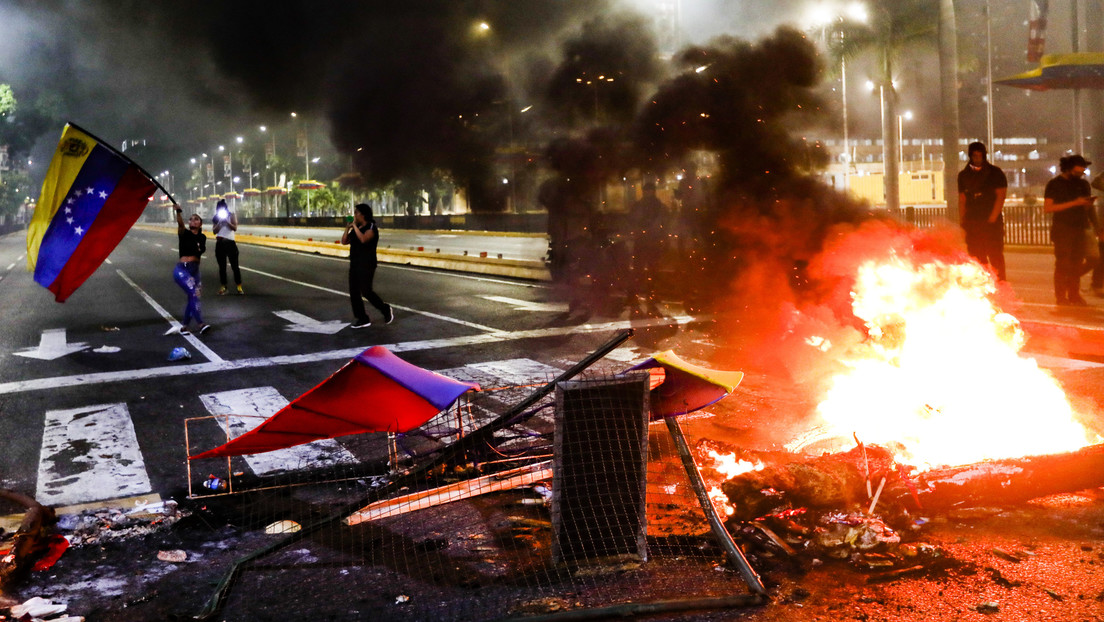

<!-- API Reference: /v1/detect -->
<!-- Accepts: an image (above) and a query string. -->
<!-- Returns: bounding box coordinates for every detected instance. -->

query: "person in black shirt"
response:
[957,142,1008,280]
[1043,154,1101,306]
[342,203,394,329]
[172,206,211,334]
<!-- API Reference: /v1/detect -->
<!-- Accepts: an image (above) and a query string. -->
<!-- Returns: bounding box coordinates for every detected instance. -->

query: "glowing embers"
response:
[813,255,1093,469]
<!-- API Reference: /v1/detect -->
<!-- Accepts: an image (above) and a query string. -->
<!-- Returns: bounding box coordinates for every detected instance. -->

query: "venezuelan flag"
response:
[27,124,158,302]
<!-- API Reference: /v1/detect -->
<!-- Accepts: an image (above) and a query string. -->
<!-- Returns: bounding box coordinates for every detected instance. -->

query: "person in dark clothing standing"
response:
[1044,154,1101,306]
[212,199,243,295]
[342,203,394,328]
[958,142,1008,281]
[172,205,211,335]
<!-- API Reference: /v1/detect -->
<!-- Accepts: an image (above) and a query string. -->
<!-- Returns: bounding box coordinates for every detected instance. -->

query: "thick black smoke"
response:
[2,1,612,204]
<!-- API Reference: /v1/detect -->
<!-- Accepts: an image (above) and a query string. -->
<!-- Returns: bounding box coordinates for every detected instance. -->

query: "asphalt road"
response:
[0,227,683,514]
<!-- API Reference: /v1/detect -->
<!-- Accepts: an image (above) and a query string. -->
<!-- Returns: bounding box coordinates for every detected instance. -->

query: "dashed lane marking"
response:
[0,315,697,395]
[37,403,153,507]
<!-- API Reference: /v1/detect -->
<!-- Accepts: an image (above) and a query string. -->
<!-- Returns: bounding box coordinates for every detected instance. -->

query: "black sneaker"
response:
[350,319,372,329]
[383,305,395,325]
[199,324,212,334]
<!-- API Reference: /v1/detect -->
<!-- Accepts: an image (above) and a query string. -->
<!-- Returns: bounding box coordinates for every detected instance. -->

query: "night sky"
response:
[0,1,1097,186]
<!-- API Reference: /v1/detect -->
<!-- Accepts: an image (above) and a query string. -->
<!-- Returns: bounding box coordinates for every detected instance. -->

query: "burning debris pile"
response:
[702,439,1104,585]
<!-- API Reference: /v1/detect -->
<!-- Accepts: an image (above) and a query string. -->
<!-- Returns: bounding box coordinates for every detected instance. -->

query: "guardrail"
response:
[887,204,1053,247]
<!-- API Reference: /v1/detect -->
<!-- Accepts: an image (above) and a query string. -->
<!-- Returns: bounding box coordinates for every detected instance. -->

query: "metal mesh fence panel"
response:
[186,370,759,621]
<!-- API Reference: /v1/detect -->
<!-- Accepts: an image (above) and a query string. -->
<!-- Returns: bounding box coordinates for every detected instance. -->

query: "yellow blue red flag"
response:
[27,124,157,302]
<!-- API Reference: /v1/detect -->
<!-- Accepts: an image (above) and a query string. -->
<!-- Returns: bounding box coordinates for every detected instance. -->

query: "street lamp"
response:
[898,110,912,165]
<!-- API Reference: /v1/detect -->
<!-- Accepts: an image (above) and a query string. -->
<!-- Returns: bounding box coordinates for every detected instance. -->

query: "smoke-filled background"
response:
[0,0,1093,351]
[0,0,1089,178]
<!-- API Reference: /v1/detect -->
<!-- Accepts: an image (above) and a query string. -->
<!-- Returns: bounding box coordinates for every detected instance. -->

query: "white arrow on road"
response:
[479,295,568,313]
[273,310,350,334]
[15,329,90,360]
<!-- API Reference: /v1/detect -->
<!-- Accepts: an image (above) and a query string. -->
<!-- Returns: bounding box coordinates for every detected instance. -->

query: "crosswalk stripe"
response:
[37,403,152,507]
[198,387,357,476]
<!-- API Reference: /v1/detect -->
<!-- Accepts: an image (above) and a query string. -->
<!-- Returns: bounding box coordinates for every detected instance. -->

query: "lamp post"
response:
[292,111,312,215]
[898,110,912,167]
[808,2,868,190]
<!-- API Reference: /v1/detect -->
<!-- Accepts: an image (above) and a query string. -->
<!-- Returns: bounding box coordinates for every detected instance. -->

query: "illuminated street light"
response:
[898,110,913,164]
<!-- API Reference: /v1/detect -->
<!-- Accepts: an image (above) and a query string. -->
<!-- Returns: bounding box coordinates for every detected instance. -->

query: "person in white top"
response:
[212,199,243,295]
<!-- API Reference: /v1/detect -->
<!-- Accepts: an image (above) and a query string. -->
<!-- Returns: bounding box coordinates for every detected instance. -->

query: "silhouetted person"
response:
[958,142,1007,281]
[1090,171,1104,297]
[1044,154,1100,306]
[629,180,670,296]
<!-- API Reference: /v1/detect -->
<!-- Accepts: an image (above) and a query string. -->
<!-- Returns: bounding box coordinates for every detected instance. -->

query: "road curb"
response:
[134,225,552,282]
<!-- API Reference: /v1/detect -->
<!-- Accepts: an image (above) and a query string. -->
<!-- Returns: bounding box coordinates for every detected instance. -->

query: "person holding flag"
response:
[172,205,212,335]
[26,123,159,302]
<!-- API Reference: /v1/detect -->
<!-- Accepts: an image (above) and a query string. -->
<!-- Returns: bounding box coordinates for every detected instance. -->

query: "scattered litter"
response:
[100,325,120,331]
[395,594,410,604]
[92,345,121,353]
[974,601,1000,613]
[264,520,302,535]
[127,500,178,519]
[991,547,1022,563]
[31,534,69,571]
[11,596,67,618]
[61,502,188,547]
[168,347,191,361]
[1044,588,1064,601]
[157,549,187,563]
[203,474,227,490]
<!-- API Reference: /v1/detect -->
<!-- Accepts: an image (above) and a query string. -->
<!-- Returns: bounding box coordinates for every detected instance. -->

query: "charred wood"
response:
[0,489,57,590]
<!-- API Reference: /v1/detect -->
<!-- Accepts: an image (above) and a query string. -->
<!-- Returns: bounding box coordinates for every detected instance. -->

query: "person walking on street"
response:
[958,142,1008,281]
[172,205,211,334]
[1044,154,1102,306]
[342,203,394,328]
[212,199,243,295]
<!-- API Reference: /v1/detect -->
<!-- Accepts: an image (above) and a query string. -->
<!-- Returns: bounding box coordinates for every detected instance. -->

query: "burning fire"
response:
[707,450,763,516]
[807,254,1096,469]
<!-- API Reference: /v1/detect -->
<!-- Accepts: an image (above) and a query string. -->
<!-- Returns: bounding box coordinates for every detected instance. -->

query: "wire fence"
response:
[185,367,762,621]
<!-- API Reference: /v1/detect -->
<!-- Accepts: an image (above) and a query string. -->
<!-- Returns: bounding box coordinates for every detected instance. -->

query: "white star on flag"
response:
[99,190,108,199]
[74,226,84,236]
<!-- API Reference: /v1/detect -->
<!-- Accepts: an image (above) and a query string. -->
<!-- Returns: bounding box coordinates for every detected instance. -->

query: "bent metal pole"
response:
[664,416,767,596]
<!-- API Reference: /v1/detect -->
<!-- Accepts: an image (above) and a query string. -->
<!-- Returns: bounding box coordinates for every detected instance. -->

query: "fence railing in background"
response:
[887,202,1052,247]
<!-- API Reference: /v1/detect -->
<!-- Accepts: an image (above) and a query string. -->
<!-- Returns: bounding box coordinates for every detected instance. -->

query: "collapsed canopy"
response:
[190,346,480,459]
[627,350,743,419]
[995,53,1104,91]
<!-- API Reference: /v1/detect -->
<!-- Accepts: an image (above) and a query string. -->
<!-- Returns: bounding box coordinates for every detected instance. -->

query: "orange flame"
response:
[810,255,1095,469]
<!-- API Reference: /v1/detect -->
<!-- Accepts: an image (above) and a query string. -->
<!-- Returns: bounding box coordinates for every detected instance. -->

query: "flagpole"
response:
[64,121,179,206]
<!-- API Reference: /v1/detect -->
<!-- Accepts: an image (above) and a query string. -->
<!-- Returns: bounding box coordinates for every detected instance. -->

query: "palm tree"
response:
[832,0,940,212]
[937,0,960,219]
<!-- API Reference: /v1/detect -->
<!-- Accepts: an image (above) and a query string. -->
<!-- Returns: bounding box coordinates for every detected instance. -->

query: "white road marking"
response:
[198,387,357,476]
[0,315,694,395]
[117,269,224,363]
[37,403,152,506]
[14,329,90,361]
[273,310,348,334]
[479,295,568,313]
[467,358,562,385]
[5,263,14,271]
[242,265,506,333]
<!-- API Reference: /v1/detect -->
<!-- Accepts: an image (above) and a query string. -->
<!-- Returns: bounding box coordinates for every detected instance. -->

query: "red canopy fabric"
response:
[190,346,479,459]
